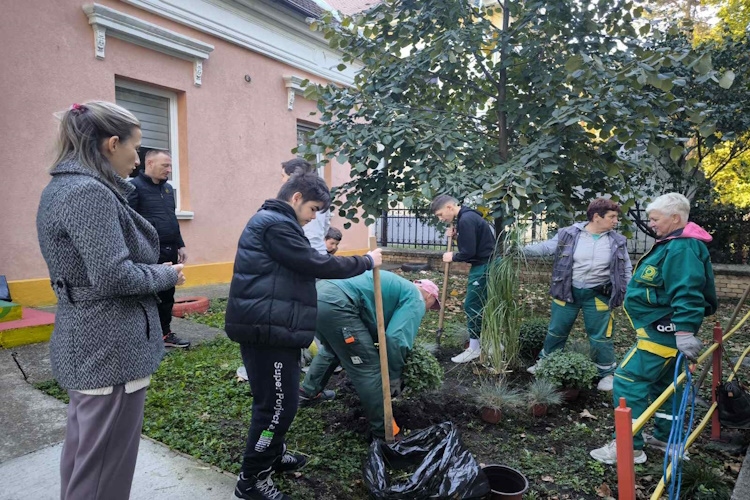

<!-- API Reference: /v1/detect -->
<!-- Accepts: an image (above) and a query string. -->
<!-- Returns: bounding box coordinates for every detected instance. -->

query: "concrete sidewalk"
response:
[0,287,235,500]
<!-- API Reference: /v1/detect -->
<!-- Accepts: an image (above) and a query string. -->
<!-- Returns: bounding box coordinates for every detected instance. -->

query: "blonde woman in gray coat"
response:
[36,101,185,500]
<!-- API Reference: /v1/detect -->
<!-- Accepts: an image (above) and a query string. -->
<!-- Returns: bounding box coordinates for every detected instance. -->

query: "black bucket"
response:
[482,465,529,500]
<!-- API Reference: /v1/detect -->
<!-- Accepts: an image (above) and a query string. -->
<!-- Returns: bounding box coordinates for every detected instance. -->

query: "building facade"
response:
[1,0,370,306]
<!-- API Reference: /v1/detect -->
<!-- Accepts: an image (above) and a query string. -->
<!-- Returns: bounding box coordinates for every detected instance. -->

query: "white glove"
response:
[675,331,703,360]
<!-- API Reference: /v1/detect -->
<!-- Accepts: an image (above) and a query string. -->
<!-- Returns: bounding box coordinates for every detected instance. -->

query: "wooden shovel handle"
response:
[437,228,453,331]
[369,236,394,443]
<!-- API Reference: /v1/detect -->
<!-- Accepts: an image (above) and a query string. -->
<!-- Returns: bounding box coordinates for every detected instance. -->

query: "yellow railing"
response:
[615,289,750,500]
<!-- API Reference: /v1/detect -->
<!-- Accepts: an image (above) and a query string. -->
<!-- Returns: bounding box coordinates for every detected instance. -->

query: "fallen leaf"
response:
[293,472,302,478]
[450,290,459,296]
[580,409,598,420]
[520,433,526,438]
[542,475,555,482]
[726,462,742,474]
[596,482,612,497]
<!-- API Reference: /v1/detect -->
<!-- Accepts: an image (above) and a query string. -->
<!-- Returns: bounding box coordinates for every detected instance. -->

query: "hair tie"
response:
[70,103,86,115]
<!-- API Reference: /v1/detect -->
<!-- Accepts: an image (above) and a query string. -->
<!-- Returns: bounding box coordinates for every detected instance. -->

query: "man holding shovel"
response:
[431,195,495,363]
[300,271,441,440]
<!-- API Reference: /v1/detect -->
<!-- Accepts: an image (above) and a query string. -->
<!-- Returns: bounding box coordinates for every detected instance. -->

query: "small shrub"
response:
[475,379,524,411]
[526,378,563,409]
[403,344,443,394]
[536,350,598,389]
[519,317,548,360]
[679,461,731,500]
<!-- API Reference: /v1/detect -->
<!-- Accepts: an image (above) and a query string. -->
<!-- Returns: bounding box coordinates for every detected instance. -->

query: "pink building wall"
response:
[0,0,369,291]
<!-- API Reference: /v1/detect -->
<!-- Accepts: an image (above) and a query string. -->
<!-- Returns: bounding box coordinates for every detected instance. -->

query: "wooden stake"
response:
[436,227,453,346]
[369,236,394,443]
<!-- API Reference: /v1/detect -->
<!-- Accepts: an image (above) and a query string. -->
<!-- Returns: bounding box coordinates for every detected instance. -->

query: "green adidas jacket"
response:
[624,222,717,335]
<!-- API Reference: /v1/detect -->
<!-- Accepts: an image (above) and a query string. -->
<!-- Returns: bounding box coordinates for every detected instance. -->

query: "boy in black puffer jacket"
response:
[225,172,382,500]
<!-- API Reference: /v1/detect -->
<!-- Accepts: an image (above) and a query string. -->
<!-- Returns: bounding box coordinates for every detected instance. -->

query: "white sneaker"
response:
[643,433,690,460]
[236,366,248,381]
[597,374,614,391]
[451,348,481,363]
[527,361,541,375]
[590,440,647,465]
[301,366,310,373]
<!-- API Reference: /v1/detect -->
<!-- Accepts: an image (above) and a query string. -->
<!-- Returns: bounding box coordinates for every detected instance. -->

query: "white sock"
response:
[469,338,480,351]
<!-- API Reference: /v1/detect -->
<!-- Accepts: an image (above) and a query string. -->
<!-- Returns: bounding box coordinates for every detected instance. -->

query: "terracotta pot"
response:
[480,407,503,424]
[171,296,210,318]
[531,404,548,417]
[561,388,580,402]
[482,464,529,500]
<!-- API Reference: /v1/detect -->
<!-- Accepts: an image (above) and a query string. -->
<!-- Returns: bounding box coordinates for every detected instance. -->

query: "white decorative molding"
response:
[176,210,195,220]
[121,0,360,86]
[83,3,214,86]
[283,76,307,111]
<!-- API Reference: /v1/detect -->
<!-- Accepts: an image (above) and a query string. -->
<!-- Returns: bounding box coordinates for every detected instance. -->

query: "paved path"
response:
[0,284,234,499]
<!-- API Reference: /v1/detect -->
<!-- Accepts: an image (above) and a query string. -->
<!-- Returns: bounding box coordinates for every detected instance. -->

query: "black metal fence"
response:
[376,207,654,257]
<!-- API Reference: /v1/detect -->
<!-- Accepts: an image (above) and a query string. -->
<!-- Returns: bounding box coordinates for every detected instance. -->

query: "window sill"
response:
[176,211,195,220]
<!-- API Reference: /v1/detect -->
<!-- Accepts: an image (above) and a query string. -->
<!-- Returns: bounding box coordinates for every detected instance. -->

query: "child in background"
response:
[325,226,342,255]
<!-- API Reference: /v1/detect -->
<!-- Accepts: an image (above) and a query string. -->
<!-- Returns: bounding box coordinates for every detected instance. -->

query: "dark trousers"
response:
[157,244,179,336]
[240,344,301,478]
[60,386,147,500]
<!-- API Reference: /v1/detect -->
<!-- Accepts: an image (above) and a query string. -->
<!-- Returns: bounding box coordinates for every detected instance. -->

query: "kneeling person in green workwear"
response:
[300,271,441,440]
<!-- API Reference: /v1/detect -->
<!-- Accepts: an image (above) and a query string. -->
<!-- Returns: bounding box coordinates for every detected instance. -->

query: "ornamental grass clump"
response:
[475,379,524,412]
[536,350,598,390]
[480,230,526,373]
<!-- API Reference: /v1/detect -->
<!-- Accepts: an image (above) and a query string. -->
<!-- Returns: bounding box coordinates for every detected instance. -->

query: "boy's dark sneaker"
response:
[163,332,190,348]
[273,447,307,473]
[234,473,291,500]
[299,389,335,407]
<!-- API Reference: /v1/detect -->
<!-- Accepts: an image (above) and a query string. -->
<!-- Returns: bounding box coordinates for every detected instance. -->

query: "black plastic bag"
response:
[717,380,750,429]
[363,421,490,499]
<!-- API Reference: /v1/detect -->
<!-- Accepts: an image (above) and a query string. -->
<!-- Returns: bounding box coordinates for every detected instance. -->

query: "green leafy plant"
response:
[536,350,598,390]
[403,343,443,394]
[526,379,563,409]
[679,461,732,500]
[475,379,524,412]
[519,317,548,360]
[481,230,526,373]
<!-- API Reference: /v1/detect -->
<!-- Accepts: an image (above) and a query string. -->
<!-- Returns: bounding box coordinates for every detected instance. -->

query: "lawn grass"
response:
[35,267,750,499]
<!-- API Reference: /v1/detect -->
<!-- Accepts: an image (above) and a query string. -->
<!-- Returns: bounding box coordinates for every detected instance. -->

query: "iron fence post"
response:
[380,209,388,247]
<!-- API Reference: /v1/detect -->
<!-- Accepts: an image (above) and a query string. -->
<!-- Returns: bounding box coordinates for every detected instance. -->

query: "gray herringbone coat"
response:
[37,160,179,390]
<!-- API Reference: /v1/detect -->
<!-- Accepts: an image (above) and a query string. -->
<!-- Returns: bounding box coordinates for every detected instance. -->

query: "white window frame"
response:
[115,79,193,219]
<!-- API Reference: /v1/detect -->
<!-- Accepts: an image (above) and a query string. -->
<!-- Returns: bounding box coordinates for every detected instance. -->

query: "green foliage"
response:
[679,461,732,500]
[536,350,598,390]
[518,317,548,360]
[475,379,524,411]
[186,298,226,329]
[300,0,727,230]
[34,379,69,404]
[402,343,443,394]
[525,378,563,408]
[691,201,750,263]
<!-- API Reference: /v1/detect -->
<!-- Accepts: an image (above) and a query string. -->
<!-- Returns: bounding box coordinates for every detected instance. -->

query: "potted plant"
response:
[535,350,598,402]
[526,378,563,417]
[475,380,523,424]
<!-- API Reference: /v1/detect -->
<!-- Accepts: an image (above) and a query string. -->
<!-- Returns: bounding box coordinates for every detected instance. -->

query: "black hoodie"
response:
[453,206,495,265]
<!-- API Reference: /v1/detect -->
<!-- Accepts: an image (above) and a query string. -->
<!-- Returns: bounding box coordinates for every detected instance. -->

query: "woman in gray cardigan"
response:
[36,101,185,500]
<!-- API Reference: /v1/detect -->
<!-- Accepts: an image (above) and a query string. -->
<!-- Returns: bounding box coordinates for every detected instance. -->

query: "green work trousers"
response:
[301,287,390,438]
[612,325,683,449]
[540,287,616,377]
[466,263,489,340]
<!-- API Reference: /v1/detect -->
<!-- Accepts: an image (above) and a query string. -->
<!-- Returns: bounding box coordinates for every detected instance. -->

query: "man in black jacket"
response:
[225,172,382,500]
[127,150,190,348]
[431,194,495,363]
